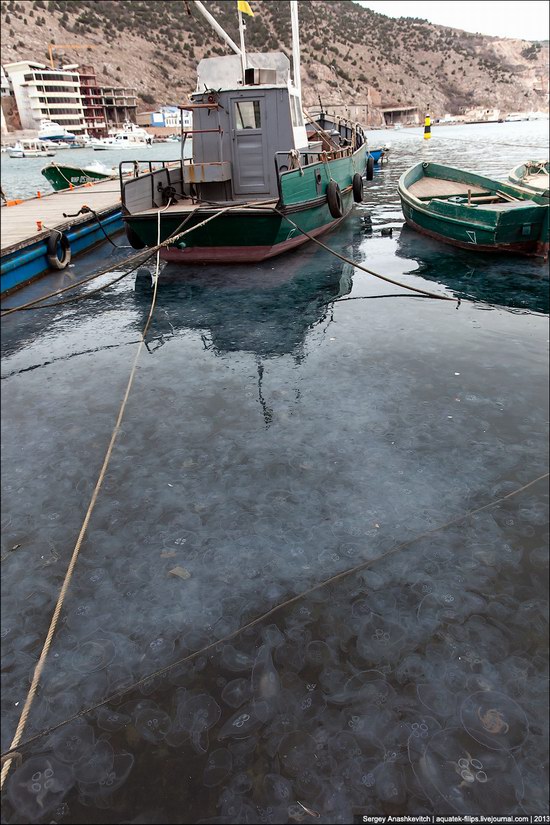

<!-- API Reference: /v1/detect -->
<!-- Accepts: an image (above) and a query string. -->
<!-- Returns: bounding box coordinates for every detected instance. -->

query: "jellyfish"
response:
[417,682,458,719]
[51,721,95,764]
[78,752,135,800]
[134,707,172,744]
[203,748,233,788]
[221,678,253,709]
[220,644,255,673]
[410,726,524,814]
[262,773,293,804]
[252,645,280,719]
[73,739,114,784]
[277,731,319,777]
[6,755,75,822]
[95,706,131,733]
[177,693,221,754]
[460,690,528,751]
[218,704,263,741]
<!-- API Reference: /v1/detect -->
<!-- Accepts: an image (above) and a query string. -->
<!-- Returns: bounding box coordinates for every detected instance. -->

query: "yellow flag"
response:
[237,0,254,16]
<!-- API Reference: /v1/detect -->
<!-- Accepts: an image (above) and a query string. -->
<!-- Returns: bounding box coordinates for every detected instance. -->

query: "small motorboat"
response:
[508,160,549,199]
[9,140,56,158]
[398,161,549,260]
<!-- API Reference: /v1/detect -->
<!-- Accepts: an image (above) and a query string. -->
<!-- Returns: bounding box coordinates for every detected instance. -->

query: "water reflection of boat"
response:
[134,247,354,359]
[395,223,549,313]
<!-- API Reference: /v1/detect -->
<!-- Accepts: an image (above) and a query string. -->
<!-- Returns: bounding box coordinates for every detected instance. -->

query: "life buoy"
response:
[126,223,146,249]
[352,173,363,203]
[366,155,375,181]
[46,231,71,270]
[326,180,343,219]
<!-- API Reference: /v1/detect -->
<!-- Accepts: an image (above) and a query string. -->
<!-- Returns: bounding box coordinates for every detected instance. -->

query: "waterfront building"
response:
[100,86,137,126]
[78,64,107,136]
[3,60,86,134]
[136,106,192,130]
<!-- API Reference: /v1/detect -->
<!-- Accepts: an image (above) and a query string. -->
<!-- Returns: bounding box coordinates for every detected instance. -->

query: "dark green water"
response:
[1,122,548,824]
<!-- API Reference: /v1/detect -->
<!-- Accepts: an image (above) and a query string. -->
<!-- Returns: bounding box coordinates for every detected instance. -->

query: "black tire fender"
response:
[366,155,375,181]
[352,173,363,203]
[46,231,71,270]
[126,223,146,250]
[326,180,343,219]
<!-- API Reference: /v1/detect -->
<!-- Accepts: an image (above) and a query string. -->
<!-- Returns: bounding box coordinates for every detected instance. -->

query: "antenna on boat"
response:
[290,0,301,96]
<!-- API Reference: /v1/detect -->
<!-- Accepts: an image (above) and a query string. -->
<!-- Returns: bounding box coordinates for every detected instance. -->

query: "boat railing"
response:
[119,159,190,212]
[274,146,354,177]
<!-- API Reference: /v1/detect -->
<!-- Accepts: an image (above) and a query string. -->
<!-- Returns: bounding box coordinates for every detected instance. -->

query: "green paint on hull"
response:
[127,191,355,252]
[123,146,367,261]
[398,162,549,259]
[41,164,112,191]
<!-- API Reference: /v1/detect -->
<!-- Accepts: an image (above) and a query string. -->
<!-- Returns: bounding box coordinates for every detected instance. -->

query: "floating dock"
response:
[0,179,123,295]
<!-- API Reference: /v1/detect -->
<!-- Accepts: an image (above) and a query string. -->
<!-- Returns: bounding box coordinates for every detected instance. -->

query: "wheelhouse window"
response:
[234,100,261,130]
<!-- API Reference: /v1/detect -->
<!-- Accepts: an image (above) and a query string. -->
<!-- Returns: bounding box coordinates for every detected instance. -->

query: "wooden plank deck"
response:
[1,179,122,251]
[409,178,487,199]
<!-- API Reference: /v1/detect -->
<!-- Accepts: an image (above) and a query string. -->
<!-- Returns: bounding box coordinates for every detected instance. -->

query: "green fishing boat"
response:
[508,160,549,199]
[41,162,114,191]
[398,162,549,260]
[121,1,370,263]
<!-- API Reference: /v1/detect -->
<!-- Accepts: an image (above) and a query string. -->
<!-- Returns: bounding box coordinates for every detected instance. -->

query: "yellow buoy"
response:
[424,113,431,140]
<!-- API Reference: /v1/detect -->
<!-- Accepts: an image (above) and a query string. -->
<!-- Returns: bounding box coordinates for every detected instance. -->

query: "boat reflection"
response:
[133,247,354,359]
[395,223,549,313]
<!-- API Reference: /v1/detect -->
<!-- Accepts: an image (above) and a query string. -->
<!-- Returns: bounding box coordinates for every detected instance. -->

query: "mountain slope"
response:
[1,0,548,122]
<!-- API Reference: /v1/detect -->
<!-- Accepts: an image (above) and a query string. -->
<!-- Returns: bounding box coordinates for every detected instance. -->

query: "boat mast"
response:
[290,0,301,96]
[193,1,242,57]
[237,8,248,82]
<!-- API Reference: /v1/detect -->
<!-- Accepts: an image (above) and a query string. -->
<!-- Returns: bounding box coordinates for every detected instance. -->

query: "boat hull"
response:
[127,190,354,264]
[401,209,549,259]
[41,164,113,191]
[398,162,549,260]
[123,145,366,263]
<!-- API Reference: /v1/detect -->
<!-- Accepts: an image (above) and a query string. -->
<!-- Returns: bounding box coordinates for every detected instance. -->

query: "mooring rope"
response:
[0,199,276,317]
[1,470,547,766]
[272,208,458,303]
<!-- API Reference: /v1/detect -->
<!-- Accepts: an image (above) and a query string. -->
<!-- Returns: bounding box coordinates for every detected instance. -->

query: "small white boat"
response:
[91,137,123,151]
[38,119,76,143]
[9,140,56,158]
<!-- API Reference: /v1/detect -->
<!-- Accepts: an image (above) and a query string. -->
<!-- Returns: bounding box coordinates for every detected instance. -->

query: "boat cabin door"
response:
[229,95,270,195]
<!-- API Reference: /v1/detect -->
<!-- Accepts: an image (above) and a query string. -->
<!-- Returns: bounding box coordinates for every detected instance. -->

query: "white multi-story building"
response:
[3,60,87,134]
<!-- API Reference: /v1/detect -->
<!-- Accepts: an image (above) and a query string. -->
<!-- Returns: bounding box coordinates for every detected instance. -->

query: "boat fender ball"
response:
[352,173,363,203]
[365,155,375,181]
[46,231,71,270]
[326,180,344,219]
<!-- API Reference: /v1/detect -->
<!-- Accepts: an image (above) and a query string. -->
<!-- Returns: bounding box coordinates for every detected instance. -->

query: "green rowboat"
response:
[508,160,549,199]
[398,162,549,260]
[41,162,114,191]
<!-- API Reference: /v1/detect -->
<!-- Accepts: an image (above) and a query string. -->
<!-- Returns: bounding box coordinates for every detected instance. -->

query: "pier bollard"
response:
[36,220,43,231]
[424,114,431,140]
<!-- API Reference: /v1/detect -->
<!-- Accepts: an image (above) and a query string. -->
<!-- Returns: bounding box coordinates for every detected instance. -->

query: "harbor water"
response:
[1,121,548,823]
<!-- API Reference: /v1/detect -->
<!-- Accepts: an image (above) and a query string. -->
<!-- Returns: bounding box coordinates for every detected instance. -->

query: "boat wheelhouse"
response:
[121,2,370,264]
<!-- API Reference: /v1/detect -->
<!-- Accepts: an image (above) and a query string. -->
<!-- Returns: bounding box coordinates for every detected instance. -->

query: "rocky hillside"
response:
[1,0,548,123]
